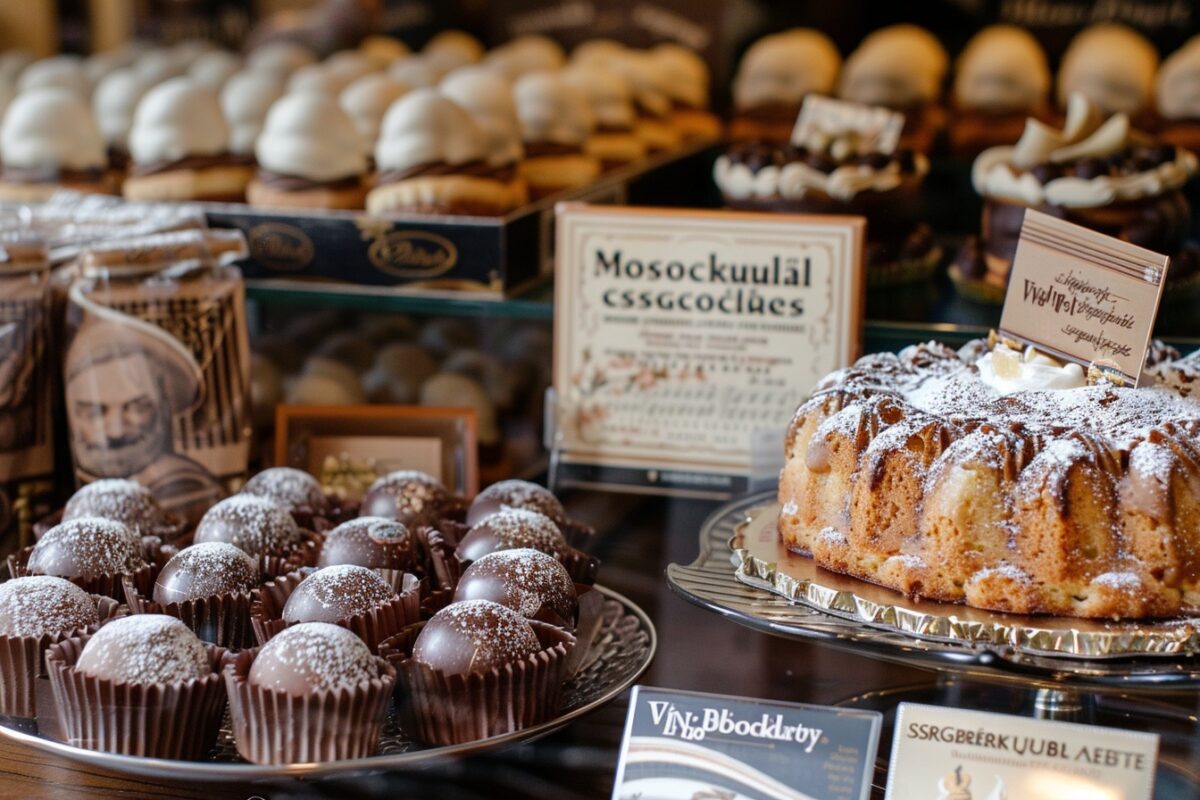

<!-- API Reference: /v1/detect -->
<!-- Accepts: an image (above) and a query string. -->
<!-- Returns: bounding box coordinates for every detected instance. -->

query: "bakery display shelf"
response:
[667,492,1200,693]
[0,586,654,782]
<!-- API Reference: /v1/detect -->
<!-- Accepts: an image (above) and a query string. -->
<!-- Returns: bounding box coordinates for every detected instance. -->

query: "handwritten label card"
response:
[613,687,882,800]
[791,96,905,154]
[553,204,864,496]
[887,703,1159,800]
[999,209,1170,385]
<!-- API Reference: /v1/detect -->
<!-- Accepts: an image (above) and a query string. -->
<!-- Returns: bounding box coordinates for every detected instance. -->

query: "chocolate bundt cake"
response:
[778,338,1200,619]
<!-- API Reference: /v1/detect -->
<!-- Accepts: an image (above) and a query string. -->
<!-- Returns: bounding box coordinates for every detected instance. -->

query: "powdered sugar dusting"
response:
[416,599,540,670]
[471,508,567,556]
[76,615,210,685]
[63,479,168,536]
[242,468,326,512]
[282,565,394,623]
[456,548,575,619]
[1092,572,1142,591]
[249,622,377,693]
[194,495,301,556]
[471,480,565,522]
[156,542,259,601]
[0,576,98,637]
[30,517,146,577]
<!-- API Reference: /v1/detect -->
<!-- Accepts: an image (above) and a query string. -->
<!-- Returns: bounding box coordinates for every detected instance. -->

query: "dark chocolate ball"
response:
[62,479,172,538]
[318,517,412,568]
[76,615,210,685]
[359,470,450,528]
[153,542,260,605]
[193,495,302,557]
[241,468,329,515]
[466,480,566,527]
[453,549,577,627]
[0,576,98,637]
[455,508,568,563]
[282,565,395,624]
[248,621,377,694]
[412,599,541,677]
[29,517,146,579]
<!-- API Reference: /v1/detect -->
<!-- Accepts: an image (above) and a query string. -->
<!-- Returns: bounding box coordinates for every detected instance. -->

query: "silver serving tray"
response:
[0,585,655,781]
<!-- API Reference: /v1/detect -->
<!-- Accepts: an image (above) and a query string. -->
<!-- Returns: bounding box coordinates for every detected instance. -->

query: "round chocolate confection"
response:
[193,495,302,557]
[358,470,450,528]
[248,621,377,694]
[453,548,577,626]
[281,565,395,624]
[317,517,411,568]
[455,508,568,564]
[62,479,170,537]
[241,467,329,514]
[153,542,261,605]
[0,576,99,638]
[412,599,541,677]
[466,480,566,527]
[76,615,210,685]
[29,517,146,579]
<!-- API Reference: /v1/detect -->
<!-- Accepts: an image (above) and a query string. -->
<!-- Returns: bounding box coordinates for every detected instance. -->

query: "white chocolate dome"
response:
[733,29,840,110]
[340,73,413,155]
[839,24,948,107]
[92,67,151,148]
[514,70,594,146]
[255,92,367,181]
[18,56,90,98]
[220,70,285,155]
[388,56,441,88]
[1159,34,1200,119]
[485,35,566,80]
[562,65,636,130]
[652,43,709,109]
[374,88,487,173]
[246,40,318,79]
[189,50,242,90]
[1,87,106,171]
[359,35,410,67]
[128,77,229,164]
[1057,24,1158,115]
[954,25,1049,112]
[423,30,485,73]
[440,67,523,166]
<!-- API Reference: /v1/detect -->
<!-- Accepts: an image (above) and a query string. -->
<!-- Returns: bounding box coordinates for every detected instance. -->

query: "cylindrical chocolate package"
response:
[62,232,252,528]
[0,236,56,553]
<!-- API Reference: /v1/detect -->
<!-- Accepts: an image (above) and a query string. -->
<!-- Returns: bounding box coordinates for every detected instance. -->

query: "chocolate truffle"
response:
[358,470,450,528]
[62,479,172,537]
[455,508,568,564]
[282,565,395,625]
[453,549,577,627]
[241,467,328,514]
[317,517,412,568]
[0,576,98,637]
[76,615,210,685]
[153,542,260,605]
[466,480,566,527]
[412,599,541,677]
[193,495,302,556]
[29,517,146,579]
[248,621,377,694]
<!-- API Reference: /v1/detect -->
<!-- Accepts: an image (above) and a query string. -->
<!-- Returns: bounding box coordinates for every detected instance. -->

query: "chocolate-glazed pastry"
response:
[359,470,450,528]
[28,517,146,579]
[248,621,377,694]
[241,468,328,515]
[412,599,541,677]
[76,615,210,685]
[453,549,577,628]
[0,576,99,637]
[467,480,566,527]
[62,479,178,538]
[455,508,568,563]
[153,542,260,605]
[281,565,395,625]
[317,517,412,569]
[193,495,302,557]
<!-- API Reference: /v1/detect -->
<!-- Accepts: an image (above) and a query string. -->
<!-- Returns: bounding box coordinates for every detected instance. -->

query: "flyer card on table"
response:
[553,204,865,497]
[887,703,1159,800]
[613,686,882,800]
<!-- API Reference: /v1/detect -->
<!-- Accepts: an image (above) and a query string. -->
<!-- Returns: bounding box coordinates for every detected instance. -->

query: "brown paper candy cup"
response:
[8,546,155,603]
[565,585,606,679]
[122,575,256,650]
[260,530,323,579]
[224,647,395,765]
[251,569,421,653]
[435,518,468,548]
[412,525,460,590]
[419,585,455,620]
[381,620,575,746]
[0,596,122,719]
[46,635,227,759]
[559,546,600,586]
[562,519,596,552]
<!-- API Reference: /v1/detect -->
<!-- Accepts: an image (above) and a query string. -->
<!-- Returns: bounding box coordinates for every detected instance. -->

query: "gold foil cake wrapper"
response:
[733,503,1200,659]
[46,634,228,759]
[8,546,155,603]
[122,575,256,650]
[223,647,395,765]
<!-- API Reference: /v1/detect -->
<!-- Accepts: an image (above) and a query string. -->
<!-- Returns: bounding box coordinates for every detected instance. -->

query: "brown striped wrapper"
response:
[380,620,575,746]
[250,568,421,653]
[566,585,605,679]
[7,546,156,603]
[0,596,123,719]
[46,635,228,759]
[413,525,460,590]
[224,647,395,765]
[122,575,256,650]
[33,509,188,544]
[259,529,323,580]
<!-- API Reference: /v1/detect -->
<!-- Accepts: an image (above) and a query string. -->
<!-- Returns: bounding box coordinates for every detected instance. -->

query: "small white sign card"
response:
[791,96,905,154]
[999,209,1170,386]
[553,203,865,497]
[887,703,1159,800]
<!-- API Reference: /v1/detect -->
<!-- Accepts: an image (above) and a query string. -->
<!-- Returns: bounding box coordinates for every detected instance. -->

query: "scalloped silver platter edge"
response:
[0,585,656,782]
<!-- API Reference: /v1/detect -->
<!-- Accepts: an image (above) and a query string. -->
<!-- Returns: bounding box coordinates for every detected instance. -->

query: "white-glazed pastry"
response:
[652,43,720,140]
[247,92,367,209]
[1157,35,1200,151]
[340,73,413,159]
[484,35,566,80]
[1057,24,1158,117]
[368,88,522,215]
[730,29,840,142]
[133,47,185,87]
[423,30,485,74]
[0,88,113,201]
[220,70,285,157]
[84,48,135,87]
[359,35,410,67]
[608,50,681,153]
[123,77,251,201]
[170,39,218,70]
[950,25,1050,156]
[562,65,645,168]
[514,70,601,198]
[246,40,318,80]
[440,67,525,167]
[17,55,90,98]
[388,56,441,88]
[188,50,242,90]
[92,67,151,171]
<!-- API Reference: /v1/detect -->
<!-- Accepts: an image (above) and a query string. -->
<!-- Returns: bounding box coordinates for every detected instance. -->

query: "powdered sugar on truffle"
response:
[282,565,394,623]
[0,576,98,637]
[248,622,377,693]
[30,517,146,578]
[468,508,566,555]
[241,468,326,512]
[76,615,210,685]
[154,542,259,602]
[455,548,575,620]
[62,479,169,536]
[413,599,541,674]
[193,495,301,556]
